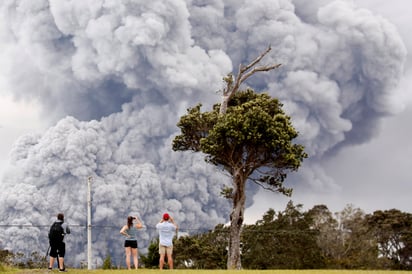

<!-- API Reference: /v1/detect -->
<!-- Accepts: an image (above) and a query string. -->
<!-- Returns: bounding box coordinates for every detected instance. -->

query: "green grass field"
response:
[4,269,411,274]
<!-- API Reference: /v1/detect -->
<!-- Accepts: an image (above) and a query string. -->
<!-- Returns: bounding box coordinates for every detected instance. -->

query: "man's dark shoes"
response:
[59,268,67,272]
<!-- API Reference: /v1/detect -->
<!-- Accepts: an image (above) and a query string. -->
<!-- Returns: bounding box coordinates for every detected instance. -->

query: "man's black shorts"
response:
[49,241,66,258]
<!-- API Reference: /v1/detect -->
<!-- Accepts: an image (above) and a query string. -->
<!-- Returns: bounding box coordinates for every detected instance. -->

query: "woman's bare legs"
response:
[125,247,131,269]
[132,248,138,269]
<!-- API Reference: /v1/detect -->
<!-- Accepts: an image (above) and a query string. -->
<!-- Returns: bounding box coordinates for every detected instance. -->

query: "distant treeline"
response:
[148,201,411,270]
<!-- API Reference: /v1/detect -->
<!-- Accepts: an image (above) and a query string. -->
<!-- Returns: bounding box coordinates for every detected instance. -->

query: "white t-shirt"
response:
[156,221,176,247]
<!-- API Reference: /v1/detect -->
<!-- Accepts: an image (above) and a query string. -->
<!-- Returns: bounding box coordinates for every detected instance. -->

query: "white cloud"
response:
[0,96,43,129]
[0,90,45,179]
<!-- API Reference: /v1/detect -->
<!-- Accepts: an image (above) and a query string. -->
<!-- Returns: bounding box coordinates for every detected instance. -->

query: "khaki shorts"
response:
[159,244,173,255]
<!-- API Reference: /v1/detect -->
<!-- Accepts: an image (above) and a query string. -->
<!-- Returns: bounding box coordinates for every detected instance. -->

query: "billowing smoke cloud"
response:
[0,0,406,266]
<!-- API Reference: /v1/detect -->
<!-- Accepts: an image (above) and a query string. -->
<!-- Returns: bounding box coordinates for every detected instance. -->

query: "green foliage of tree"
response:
[102,254,113,269]
[174,224,228,269]
[0,250,47,269]
[337,205,379,269]
[0,249,13,266]
[25,251,47,269]
[242,202,324,269]
[173,89,307,269]
[306,204,381,269]
[366,209,412,269]
[305,204,341,266]
[140,239,160,269]
[170,203,412,270]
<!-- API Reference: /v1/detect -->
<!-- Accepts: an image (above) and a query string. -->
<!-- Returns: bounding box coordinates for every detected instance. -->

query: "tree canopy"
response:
[173,89,306,193]
[173,89,307,269]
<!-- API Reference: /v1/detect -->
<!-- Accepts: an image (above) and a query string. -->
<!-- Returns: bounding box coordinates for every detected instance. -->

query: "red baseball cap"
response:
[163,213,170,220]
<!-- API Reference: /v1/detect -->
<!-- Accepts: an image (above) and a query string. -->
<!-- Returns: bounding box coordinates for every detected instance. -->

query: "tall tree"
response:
[307,204,379,269]
[173,48,307,269]
[335,205,378,268]
[366,209,412,269]
[242,203,324,269]
[305,205,341,266]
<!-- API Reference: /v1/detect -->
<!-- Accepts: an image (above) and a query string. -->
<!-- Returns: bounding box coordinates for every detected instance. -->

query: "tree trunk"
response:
[227,171,246,269]
[219,93,230,115]
[218,46,280,269]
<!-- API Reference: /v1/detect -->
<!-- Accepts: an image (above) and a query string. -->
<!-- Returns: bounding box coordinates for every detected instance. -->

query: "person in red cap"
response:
[156,213,178,269]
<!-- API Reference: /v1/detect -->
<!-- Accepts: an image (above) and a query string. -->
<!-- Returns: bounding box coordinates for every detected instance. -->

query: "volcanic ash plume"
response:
[0,0,406,265]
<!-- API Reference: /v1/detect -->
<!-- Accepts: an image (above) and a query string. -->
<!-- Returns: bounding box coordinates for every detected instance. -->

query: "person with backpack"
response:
[120,215,143,269]
[48,213,70,272]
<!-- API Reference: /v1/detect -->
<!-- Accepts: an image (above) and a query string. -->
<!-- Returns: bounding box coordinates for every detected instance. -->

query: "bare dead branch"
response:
[240,45,272,73]
[239,63,282,84]
[219,45,281,115]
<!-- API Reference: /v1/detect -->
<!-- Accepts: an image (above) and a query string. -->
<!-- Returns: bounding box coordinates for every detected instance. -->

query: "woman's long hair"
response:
[127,216,133,228]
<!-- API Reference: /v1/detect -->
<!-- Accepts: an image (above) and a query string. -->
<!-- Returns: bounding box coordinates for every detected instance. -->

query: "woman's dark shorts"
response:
[124,240,138,248]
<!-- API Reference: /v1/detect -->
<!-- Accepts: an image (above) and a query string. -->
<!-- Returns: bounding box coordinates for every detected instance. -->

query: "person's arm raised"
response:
[134,216,143,229]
